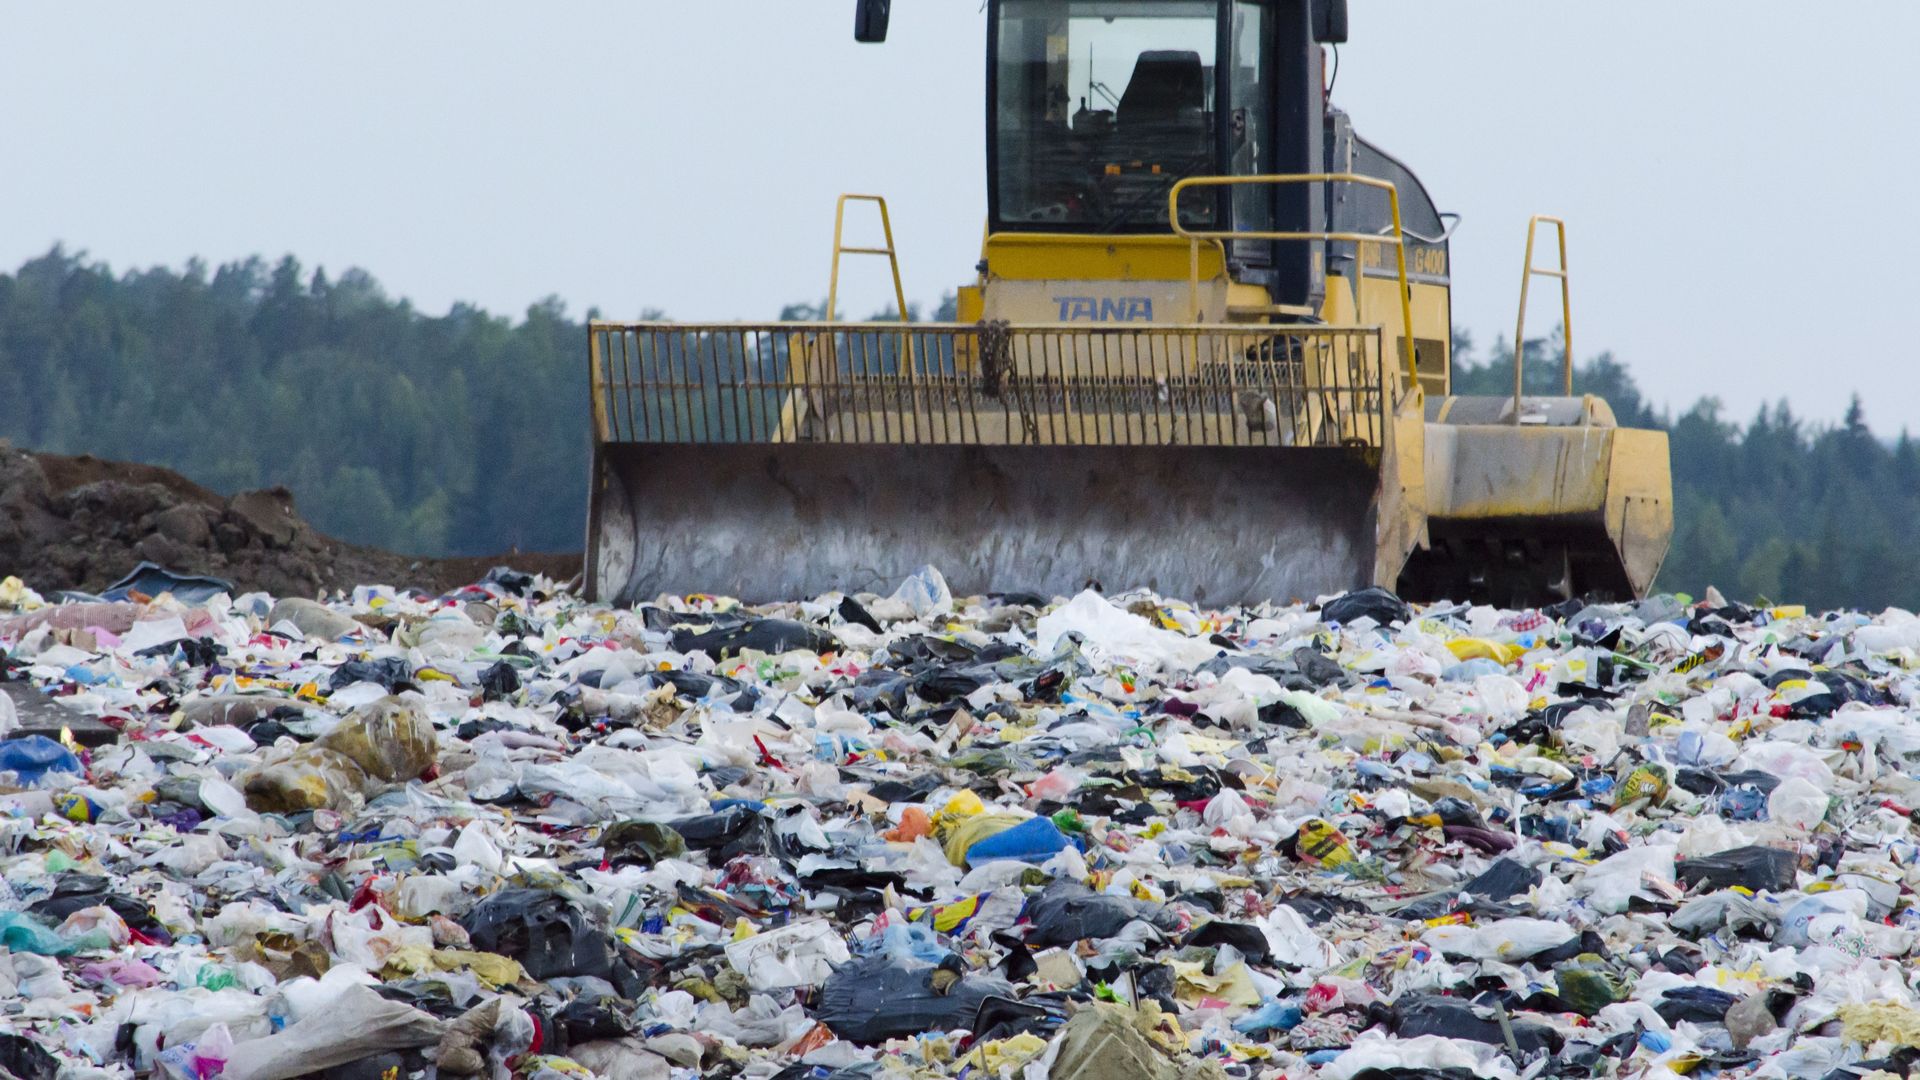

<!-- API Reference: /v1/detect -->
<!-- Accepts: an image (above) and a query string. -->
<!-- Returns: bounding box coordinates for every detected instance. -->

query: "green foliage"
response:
[0,247,588,555]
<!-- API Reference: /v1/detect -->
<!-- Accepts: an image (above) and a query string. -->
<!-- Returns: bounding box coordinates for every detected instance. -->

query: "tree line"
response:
[1,247,1911,609]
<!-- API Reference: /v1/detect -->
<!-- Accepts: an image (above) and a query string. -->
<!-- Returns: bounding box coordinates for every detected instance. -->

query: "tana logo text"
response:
[1054,296,1154,322]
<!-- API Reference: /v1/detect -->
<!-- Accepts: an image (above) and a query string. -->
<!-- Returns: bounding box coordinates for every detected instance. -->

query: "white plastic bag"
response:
[888,565,953,618]
[223,983,444,1080]
[1422,917,1574,961]
[1033,590,1221,671]
[1579,844,1677,914]
[724,920,851,990]
[1769,776,1830,830]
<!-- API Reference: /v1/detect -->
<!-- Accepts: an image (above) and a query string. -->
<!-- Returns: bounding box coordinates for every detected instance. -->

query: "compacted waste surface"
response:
[1,567,1916,1080]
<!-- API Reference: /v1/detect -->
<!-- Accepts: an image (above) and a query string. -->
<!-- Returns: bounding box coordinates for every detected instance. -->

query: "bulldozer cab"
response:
[985,0,1344,317]
[990,2,1333,302]
[582,0,1673,608]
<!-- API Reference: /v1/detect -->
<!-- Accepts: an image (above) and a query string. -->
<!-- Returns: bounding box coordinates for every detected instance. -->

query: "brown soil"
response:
[0,439,581,598]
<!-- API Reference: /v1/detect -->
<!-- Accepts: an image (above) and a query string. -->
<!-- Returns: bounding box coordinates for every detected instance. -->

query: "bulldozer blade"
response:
[586,442,1388,607]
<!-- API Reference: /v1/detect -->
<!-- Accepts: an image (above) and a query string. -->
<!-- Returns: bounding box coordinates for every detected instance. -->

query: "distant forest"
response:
[1,247,1912,609]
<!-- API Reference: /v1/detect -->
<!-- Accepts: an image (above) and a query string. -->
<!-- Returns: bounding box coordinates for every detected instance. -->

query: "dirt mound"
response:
[0,440,580,597]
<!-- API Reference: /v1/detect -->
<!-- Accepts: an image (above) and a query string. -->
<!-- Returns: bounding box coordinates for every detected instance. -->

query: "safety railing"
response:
[588,321,1390,451]
[1167,173,1420,393]
[1512,214,1573,423]
[826,194,910,327]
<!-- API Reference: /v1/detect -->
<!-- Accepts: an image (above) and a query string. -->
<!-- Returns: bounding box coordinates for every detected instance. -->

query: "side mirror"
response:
[1312,0,1348,44]
[855,0,891,43]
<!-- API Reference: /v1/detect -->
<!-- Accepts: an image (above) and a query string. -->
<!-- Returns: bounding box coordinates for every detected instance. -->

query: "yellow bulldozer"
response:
[584,0,1672,607]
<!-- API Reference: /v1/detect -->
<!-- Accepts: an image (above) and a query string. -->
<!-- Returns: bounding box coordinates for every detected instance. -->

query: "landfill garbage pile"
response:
[0,441,578,598]
[4,565,1920,1080]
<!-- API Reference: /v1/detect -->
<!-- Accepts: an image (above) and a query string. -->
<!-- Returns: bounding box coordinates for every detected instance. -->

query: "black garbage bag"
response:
[968,994,1069,1044]
[912,666,992,703]
[850,671,910,715]
[1278,892,1367,924]
[667,805,781,860]
[481,565,536,596]
[1676,845,1798,893]
[0,1033,59,1080]
[814,955,1013,1044]
[866,774,944,803]
[459,889,612,981]
[549,1000,630,1049]
[1390,995,1560,1055]
[1318,587,1412,626]
[838,595,883,633]
[329,656,414,693]
[1021,881,1180,948]
[1461,857,1542,901]
[135,636,223,667]
[1656,986,1740,1024]
[670,619,838,658]
[29,874,166,939]
[1185,920,1272,965]
[639,669,710,697]
[1258,699,1310,728]
[1674,768,1781,797]
[478,661,520,701]
[1290,647,1350,687]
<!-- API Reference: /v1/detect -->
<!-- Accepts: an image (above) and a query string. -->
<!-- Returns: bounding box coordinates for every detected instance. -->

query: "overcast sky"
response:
[6,3,1918,428]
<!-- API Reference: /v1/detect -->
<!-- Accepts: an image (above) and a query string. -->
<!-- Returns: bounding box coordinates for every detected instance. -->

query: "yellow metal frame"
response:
[1167,173,1420,392]
[1512,214,1572,422]
[826,194,910,325]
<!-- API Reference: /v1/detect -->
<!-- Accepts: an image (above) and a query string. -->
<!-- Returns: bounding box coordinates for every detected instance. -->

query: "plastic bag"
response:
[1049,1004,1178,1080]
[0,735,83,786]
[1022,880,1179,947]
[1390,995,1559,1055]
[1675,844,1798,893]
[222,983,444,1080]
[1033,590,1222,671]
[0,912,79,955]
[316,695,437,783]
[813,955,1012,1044]
[434,996,535,1077]
[960,815,1071,866]
[238,746,367,814]
[459,889,612,981]
[887,565,954,618]
[1768,775,1831,830]
[1579,844,1677,914]
[669,619,837,659]
[1319,1031,1518,1080]
[723,919,850,990]
[1422,918,1574,962]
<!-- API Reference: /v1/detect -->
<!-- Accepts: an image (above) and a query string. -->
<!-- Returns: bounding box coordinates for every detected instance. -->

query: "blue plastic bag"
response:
[0,735,83,786]
[963,815,1072,866]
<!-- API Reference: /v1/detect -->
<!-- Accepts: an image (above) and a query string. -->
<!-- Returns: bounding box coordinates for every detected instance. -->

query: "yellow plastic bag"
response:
[1446,638,1524,665]
[240,746,368,813]
[1616,764,1672,807]
[317,695,438,783]
[1293,818,1354,867]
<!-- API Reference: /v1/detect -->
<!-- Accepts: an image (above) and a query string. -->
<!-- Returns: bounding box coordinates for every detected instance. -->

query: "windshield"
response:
[995,0,1220,231]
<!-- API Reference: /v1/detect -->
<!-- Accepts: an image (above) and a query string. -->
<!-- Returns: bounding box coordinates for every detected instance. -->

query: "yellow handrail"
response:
[1512,214,1572,423]
[1167,173,1420,392]
[827,194,911,326]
